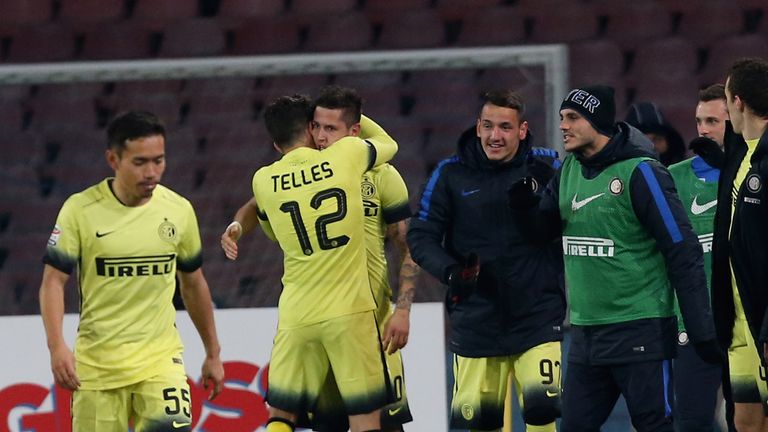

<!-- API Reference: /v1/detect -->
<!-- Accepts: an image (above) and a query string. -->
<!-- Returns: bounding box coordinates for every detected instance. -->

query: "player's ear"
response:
[106,149,119,170]
[519,121,529,140]
[733,95,745,113]
[349,122,361,137]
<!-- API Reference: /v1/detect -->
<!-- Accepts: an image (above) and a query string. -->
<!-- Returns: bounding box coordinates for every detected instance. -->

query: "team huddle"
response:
[38,57,768,432]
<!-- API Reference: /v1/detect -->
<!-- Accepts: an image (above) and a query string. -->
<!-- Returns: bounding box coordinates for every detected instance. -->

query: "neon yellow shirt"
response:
[44,179,202,390]
[252,116,398,329]
[731,138,760,342]
[361,164,411,321]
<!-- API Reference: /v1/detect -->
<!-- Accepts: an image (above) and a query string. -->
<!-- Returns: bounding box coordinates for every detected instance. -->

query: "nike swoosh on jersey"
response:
[690,195,717,215]
[172,421,191,428]
[571,193,605,211]
[388,406,403,416]
[546,390,559,397]
[95,230,115,238]
[461,189,480,197]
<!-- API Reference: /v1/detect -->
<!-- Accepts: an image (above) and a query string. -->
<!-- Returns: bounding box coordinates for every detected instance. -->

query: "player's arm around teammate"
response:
[356,114,398,163]
[220,198,259,261]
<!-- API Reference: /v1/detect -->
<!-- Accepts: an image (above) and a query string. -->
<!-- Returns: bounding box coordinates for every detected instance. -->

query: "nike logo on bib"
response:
[95,230,115,238]
[388,406,403,416]
[571,193,604,211]
[690,196,717,215]
[172,420,191,428]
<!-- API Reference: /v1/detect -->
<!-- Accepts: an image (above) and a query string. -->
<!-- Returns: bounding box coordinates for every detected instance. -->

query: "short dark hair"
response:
[106,111,165,153]
[727,57,768,117]
[481,89,526,119]
[314,85,362,127]
[264,94,314,149]
[698,83,726,103]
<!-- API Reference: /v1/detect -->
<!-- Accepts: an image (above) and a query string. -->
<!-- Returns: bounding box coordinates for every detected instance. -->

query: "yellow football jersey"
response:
[44,179,202,390]
[252,115,398,329]
[361,164,411,318]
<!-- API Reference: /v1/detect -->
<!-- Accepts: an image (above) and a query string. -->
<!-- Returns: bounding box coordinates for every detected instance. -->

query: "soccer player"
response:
[249,94,398,432]
[39,111,224,431]
[711,58,768,432]
[221,85,417,431]
[668,84,731,432]
[408,90,565,431]
[696,84,730,147]
[509,85,720,431]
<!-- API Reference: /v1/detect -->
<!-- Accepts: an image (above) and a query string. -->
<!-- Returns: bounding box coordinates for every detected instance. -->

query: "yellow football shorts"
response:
[72,355,190,432]
[267,310,390,416]
[729,316,768,412]
[306,304,411,430]
[451,341,562,431]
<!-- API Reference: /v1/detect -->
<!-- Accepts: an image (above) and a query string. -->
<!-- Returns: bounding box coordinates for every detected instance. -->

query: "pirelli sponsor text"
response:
[563,236,615,257]
[95,254,176,277]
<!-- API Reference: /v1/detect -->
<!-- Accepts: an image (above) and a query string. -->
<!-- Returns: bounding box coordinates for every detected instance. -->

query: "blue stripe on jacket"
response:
[638,161,683,243]
[417,156,459,221]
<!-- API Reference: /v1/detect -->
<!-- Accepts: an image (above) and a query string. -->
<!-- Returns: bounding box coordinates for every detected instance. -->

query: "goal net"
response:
[0,45,568,311]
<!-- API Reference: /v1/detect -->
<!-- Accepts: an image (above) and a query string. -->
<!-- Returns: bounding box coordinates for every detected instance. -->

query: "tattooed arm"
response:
[382,218,419,354]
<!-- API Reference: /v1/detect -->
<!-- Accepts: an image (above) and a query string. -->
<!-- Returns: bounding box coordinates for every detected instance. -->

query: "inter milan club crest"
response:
[361,179,376,198]
[747,174,762,193]
[609,177,624,195]
[158,218,177,242]
[461,404,474,420]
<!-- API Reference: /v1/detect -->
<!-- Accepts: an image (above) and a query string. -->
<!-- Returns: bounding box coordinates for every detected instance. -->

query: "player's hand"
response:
[527,157,556,182]
[201,355,225,401]
[507,177,540,210]
[693,338,724,365]
[220,221,242,261]
[689,137,725,169]
[49,343,80,391]
[383,308,410,354]
[447,253,480,304]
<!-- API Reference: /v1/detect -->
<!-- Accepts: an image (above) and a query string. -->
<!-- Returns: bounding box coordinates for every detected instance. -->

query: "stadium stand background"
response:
[1,0,768,315]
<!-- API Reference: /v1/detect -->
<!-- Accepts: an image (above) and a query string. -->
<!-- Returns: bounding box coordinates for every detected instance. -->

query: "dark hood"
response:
[456,125,534,171]
[574,122,658,175]
[625,102,686,166]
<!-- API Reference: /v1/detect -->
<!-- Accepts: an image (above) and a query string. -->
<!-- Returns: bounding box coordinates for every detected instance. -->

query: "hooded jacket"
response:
[625,102,686,167]
[711,122,768,354]
[407,127,566,357]
[522,122,715,364]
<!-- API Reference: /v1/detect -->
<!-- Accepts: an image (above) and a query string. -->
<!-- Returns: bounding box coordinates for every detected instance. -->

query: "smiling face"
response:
[559,107,605,157]
[107,134,165,206]
[311,106,359,150]
[475,103,528,163]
